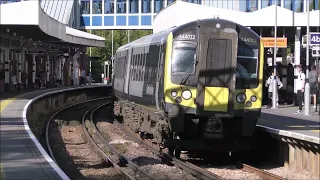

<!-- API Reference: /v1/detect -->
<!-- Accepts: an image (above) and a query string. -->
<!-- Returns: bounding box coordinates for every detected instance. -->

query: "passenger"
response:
[309,65,318,109]
[265,71,283,108]
[80,69,86,85]
[295,65,305,114]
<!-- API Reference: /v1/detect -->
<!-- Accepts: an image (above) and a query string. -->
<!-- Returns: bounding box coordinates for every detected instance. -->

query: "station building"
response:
[0,0,105,92]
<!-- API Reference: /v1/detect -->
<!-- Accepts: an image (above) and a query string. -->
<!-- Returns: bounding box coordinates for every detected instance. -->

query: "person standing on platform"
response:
[265,71,283,108]
[309,65,318,109]
[80,69,86,85]
[295,65,305,114]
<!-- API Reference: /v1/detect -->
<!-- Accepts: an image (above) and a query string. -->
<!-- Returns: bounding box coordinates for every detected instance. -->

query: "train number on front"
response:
[178,34,195,40]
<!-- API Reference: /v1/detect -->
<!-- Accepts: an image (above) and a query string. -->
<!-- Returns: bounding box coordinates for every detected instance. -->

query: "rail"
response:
[87,103,156,180]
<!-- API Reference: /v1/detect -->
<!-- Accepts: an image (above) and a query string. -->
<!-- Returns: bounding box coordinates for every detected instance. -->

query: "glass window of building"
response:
[81,0,90,14]
[261,0,270,8]
[117,0,126,13]
[182,0,201,4]
[141,0,151,13]
[93,0,102,14]
[315,0,320,10]
[284,0,293,10]
[309,0,319,10]
[104,0,114,13]
[129,0,139,13]
[271,0,281,6]
[154,0,164,13]
[294,0,303,12]
[167,0,175,6]
[239,0,247,11]
[248,0,258,11]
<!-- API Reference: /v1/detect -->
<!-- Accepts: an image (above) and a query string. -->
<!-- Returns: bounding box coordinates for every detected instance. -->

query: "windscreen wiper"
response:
[180,61,196,85]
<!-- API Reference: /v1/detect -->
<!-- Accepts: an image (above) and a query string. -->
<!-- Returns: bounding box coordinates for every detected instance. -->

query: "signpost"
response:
[310,33,320,45]
[261,37,288,48]
[312,46,320,57]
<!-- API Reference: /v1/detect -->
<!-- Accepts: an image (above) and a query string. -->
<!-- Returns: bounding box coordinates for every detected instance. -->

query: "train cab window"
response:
[236,41,259,88]
[237,47,258,79]
[171,41,197,75]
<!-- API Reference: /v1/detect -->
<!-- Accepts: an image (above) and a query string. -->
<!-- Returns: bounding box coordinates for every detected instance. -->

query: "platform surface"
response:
[0,88,69,179]
[0,85,108,180]
[258,105,320,143]
[0,84,108,179]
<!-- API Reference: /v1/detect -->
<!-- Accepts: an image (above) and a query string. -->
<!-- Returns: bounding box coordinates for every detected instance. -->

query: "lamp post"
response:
[272,4,278,109]
[304,0,310,115]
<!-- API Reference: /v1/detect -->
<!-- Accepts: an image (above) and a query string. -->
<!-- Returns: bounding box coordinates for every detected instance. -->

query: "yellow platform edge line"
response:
[0,98,16,112]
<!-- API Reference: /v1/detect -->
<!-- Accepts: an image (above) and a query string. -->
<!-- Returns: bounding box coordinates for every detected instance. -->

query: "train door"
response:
[155,38,165,110]
[195,23,238,115]
[125,48,132,101]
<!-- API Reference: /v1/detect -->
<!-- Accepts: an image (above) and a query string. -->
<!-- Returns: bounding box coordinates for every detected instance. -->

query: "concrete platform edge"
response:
[257,125,320,144]
[18,85,110,180]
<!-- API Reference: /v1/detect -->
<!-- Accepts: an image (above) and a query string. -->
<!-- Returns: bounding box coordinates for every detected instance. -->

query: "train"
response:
[112,18,264,158]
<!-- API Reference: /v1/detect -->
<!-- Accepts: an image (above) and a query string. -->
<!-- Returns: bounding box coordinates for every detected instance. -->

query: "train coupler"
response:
[203,117,224,139]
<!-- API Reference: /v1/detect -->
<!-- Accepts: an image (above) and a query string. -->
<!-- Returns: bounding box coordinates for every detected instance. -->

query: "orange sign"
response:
[261,37,287,48]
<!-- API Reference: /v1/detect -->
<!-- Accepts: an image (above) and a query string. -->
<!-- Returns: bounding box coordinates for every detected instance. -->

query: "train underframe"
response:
[113,100,259,158]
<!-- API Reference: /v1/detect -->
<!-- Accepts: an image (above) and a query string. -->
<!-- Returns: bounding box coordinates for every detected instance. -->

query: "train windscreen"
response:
[236,40,259,89]
[171,41,197,75]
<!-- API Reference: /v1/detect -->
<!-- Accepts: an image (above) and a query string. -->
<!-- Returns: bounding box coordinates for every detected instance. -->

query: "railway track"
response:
[112,111,286,180]
[236,162,286,180]
[112,118,224,180]
[84,102,156,180]
[45,98,286,180]
[45,97,131,179]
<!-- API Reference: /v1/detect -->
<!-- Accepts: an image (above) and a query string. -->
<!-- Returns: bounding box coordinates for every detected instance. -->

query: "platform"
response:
[0,87,83,180]
[257,105,320,144]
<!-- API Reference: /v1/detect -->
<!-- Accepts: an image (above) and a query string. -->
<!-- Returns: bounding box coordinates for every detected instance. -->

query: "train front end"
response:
[163,18,264,152]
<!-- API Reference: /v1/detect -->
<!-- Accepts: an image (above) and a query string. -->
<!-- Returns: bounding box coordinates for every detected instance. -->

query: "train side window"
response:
[135,54,139,81]
[131,55,135,81]
[135,54,138,81]
[147,52,152,82]
[139,54,143,81]
[133,55,137,81]
[142,53,146,81]
[137,54,140,81]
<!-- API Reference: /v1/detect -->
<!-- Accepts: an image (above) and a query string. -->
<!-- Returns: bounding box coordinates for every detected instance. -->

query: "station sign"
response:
[261,37,287,48]
[312,46,320,57]
[310,33,320,45]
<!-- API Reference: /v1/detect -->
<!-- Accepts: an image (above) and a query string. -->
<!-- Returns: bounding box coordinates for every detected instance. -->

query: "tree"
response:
[88,30,152,82]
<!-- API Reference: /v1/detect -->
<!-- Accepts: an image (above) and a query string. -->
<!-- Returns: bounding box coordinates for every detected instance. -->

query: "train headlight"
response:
[182,90,192,100]
[246,101,252,107]
[175,97,182,103]
[171,91,177,97]
[236,93,246,103]
[250,95,257,102]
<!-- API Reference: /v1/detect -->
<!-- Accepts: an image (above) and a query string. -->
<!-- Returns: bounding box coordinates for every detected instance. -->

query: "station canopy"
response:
[0,1,105,53]
[153,1,320,33]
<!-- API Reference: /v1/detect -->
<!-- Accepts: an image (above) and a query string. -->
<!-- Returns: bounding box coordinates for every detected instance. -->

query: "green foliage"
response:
[88,30,152,82]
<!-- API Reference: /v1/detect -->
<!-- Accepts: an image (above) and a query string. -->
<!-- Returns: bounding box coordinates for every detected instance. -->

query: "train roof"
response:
[117,26,176,51]
[116,18,259,52]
